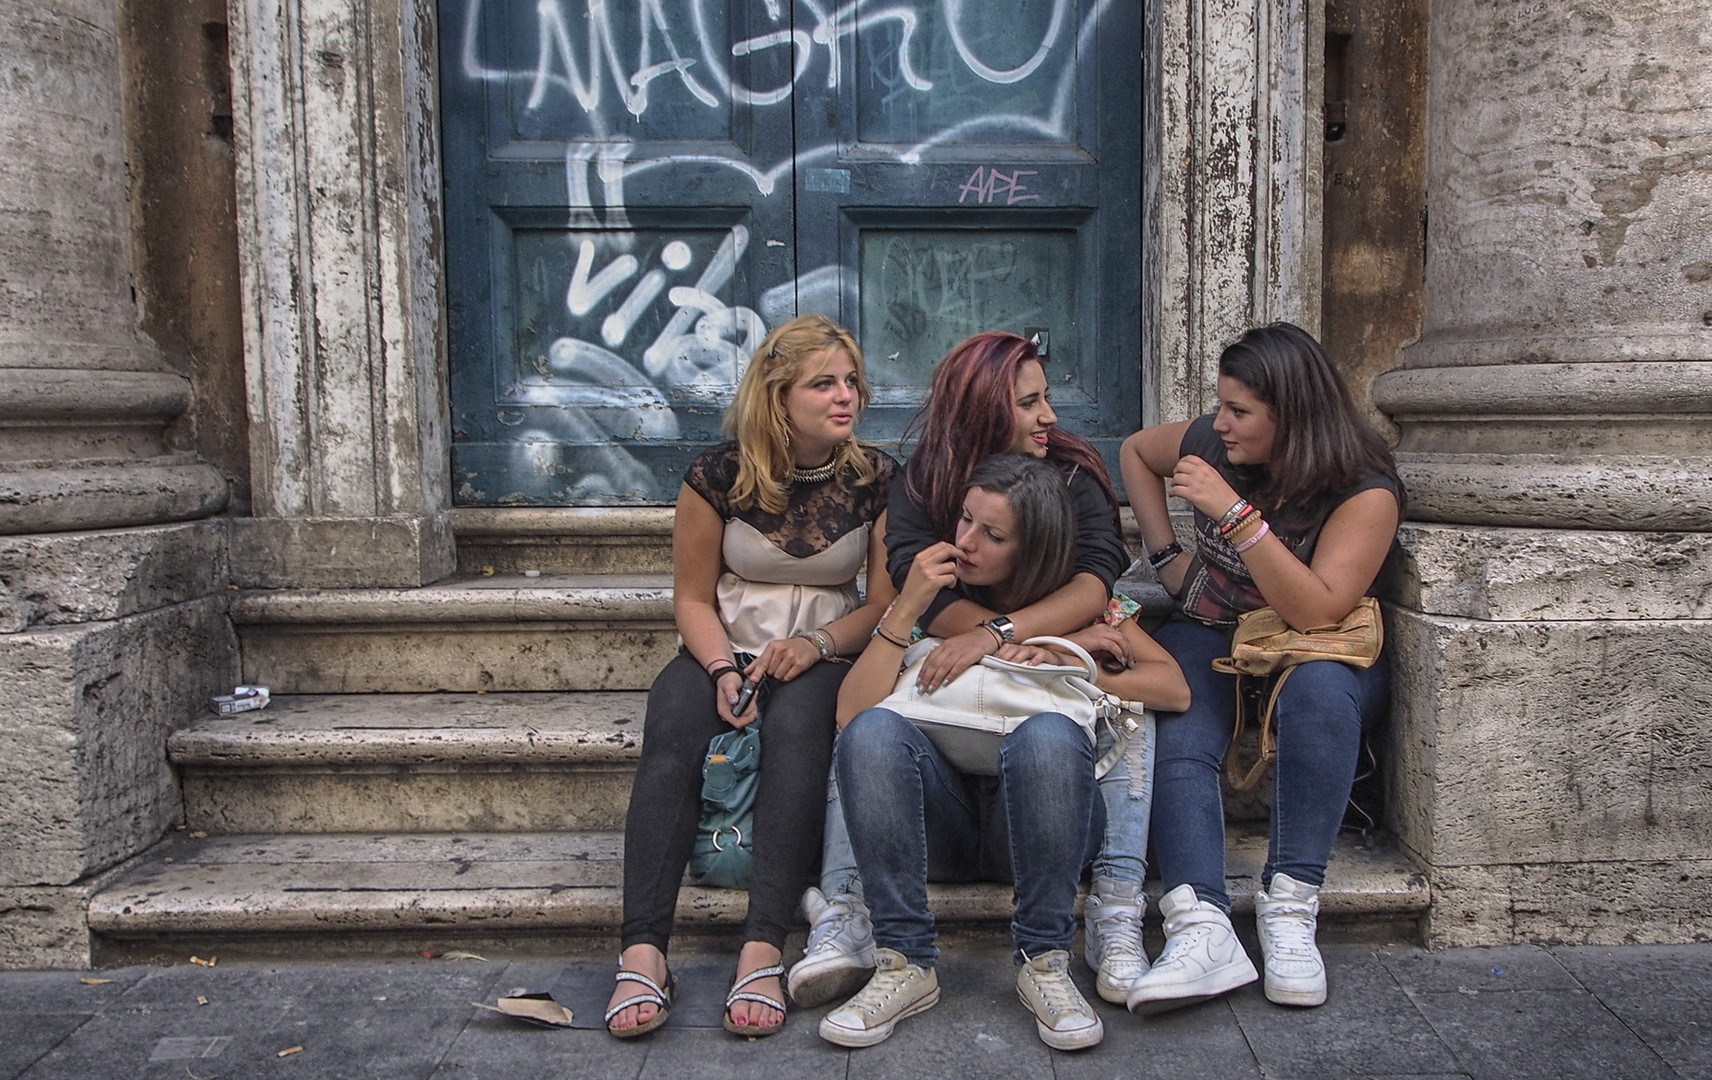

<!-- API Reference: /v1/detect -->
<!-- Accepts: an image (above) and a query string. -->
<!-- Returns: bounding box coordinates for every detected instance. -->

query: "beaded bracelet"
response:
[1220,506,1262,536]
[1233,519,1271,553]
[1217,498,1252,531]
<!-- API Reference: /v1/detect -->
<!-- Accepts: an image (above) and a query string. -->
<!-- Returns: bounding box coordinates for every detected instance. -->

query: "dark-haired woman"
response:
[820,454,1189,1050]
[788,332,1139,1007]
[1118,322,1402,1013]
[605,315,897,1040]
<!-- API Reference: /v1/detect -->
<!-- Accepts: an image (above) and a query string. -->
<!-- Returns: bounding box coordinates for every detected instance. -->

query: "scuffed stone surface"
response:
[1385,609,1712,868]
[0,460,228,535]
[0,520,227,629]
[228,514,454,589]
[239,625,677,693]
[1426,861,1712,948]
[0,598,237,885]
[1387,523,1712,621]
[0,884,95,969]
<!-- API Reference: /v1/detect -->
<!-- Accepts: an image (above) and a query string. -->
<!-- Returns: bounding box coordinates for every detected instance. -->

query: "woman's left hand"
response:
[914,628,995,692]
[994,642,1059,666]
[1169,454,1243,520]
[747,635,822,683]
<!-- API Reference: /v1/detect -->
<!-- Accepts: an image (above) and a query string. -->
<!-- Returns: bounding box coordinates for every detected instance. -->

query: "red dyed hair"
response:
[902,331,1116,538]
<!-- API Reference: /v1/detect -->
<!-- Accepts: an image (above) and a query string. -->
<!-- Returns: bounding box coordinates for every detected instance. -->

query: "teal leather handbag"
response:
[687,719,761,889]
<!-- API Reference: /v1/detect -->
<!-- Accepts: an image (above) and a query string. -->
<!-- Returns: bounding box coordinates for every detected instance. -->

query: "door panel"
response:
[441,0,1140,504]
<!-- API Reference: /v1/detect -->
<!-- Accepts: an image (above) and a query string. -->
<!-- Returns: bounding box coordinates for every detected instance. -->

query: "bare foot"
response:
[726,940,785,1030]
[606,943,668,1033]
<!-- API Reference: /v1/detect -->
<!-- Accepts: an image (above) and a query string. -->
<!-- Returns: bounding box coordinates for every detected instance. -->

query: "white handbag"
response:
[875,635,1145,776]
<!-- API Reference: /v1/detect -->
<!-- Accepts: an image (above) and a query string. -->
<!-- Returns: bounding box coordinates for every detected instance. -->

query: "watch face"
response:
[988,617,1016,643]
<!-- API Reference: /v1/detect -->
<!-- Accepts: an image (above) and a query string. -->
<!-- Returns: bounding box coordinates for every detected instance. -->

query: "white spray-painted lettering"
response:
[457,0,1111,501]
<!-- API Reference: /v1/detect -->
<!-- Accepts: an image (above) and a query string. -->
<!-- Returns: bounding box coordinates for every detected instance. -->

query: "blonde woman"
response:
[605,315,898,1039]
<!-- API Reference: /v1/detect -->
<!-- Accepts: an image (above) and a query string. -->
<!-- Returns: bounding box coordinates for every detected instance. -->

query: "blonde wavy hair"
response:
[724,314,877,514]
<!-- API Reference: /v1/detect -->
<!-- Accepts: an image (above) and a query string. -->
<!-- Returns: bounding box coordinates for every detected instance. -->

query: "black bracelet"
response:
[1146,541,1183,571]
[706,661,740,682]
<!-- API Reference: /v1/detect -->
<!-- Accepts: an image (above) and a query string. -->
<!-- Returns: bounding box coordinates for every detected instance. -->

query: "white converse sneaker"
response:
[788,887,877,1007]
[819,948,940,1048]
[1083,877,1149,1004]
[1255,872,1326,1006]
[1124,884,1258,1014]
[1017,950,1104,1051]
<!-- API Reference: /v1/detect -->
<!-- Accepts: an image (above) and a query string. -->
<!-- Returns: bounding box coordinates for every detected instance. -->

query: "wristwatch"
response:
[982,615,1016,645]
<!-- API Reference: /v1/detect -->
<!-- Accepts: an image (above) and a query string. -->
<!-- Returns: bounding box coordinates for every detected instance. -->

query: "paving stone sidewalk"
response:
[1,942,1706,1079]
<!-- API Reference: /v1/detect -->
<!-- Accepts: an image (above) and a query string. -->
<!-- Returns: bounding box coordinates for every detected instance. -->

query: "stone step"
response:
[85,827,1429,960]
[172,692,1278,835]
[231,576,678,694]
[451,507,675,576]
[173,692,647,834]
[448,506,1162,578]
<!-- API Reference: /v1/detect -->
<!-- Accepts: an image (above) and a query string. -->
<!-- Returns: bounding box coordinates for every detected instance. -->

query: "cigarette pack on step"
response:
[209,685,271,715]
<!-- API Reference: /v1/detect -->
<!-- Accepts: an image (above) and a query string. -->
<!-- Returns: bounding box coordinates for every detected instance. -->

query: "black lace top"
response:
[686,442,897,559]
[685,441,898,654]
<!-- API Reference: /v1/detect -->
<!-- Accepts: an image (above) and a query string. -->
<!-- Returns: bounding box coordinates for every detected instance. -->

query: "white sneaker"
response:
[1083,877,1149,1004]
[1255,872,1326,1006]
[819,948,940,1048]
[1124,884,1258,1014]
[1017,950,1104,1051]
[788,887,877,1007]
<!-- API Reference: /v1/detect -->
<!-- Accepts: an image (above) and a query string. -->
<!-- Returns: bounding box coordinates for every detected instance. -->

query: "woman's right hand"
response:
[1063,622,1135,667]
[900,541,962,611]
[713,669,753,728]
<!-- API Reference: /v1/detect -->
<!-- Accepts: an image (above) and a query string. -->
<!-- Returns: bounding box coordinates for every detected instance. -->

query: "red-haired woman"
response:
[788,331,1139,1006]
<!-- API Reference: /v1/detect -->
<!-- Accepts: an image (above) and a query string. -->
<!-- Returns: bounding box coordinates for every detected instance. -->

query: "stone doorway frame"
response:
[225,0,1324,588]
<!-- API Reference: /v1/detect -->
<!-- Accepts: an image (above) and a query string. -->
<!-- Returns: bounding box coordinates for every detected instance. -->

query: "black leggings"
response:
[620,649,844,952]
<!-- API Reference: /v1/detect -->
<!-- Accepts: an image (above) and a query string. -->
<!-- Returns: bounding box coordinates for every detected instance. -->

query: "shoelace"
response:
[1027,963,1084,1018]
[1155,919,1215,966]
[1089,905,1144,960]
[847,965,914,1016]
[1261,903,1317,957]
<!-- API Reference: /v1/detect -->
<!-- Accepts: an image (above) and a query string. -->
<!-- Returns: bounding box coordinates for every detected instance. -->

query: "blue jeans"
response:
[819,715,1153,893]
[1092,711,1156,886]
[1150,618,1388,911]
[834,708,1101,968]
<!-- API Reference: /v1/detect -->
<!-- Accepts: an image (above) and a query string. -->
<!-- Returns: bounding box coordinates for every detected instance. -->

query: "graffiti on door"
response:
[448,0,1123,503]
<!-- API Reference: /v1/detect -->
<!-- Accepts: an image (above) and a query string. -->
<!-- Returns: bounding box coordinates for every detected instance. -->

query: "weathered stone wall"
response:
[0,0,237,967]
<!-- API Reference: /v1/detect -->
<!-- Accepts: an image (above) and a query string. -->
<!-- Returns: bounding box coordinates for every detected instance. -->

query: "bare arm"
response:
[1120,422,1194,594]
[1168,456,1399,629]
[670,483,748,726]
[837,542,960,727]
[1094,620,1191,711]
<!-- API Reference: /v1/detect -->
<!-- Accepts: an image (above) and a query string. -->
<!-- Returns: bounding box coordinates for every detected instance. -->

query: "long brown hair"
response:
[963,454,1078,612]
[1218,323,1403,530]
[902,331,1115,538]
[724,315,877,514]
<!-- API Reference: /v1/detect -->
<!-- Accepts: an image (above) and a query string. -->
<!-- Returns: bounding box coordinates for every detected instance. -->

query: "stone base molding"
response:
[1384,524,1712,947]
[229,513,455,590]
[1374,361,1712,529]
[0,597,237,887]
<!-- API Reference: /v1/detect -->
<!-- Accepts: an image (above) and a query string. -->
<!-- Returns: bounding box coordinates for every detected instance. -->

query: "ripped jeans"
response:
[816,711,1157,897]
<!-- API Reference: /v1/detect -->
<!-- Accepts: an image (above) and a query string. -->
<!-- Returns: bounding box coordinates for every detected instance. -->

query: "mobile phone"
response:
[733,677,759,716]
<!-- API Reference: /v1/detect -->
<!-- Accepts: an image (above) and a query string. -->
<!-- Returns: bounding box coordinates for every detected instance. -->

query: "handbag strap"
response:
[1223,668,1294,792]
[1017,635,1099,679]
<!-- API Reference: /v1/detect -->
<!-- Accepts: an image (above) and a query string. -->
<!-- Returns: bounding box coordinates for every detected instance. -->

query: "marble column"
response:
[1371,0,1712,945]
[0,0,235,966]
